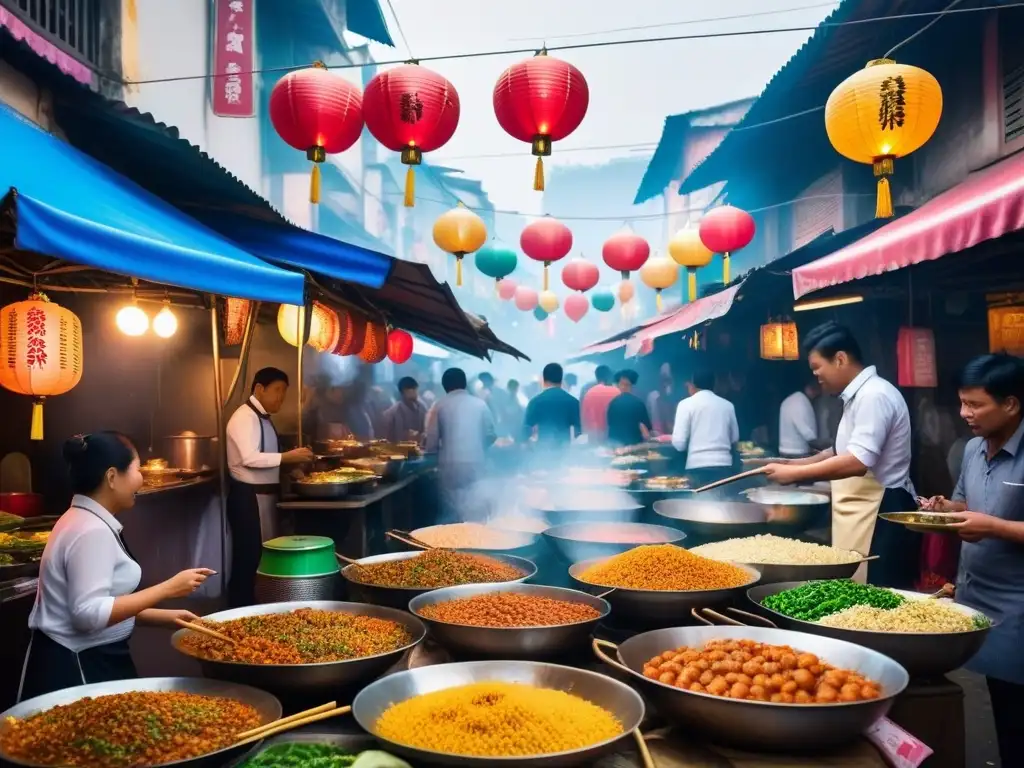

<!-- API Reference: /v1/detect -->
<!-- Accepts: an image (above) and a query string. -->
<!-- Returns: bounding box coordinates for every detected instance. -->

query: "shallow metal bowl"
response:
[569,556,761,626]
[543,522,686,563]
[654,498,773,541]
[342,550,537,610]
[411,523,540,554]
[0,676,281,768]
[742,487,830,529]
[351,660,645,766]
[171,600,425,695]
[597,625,908,751]
[736,559,863,584]
[747,582,996,678]
[409,583,609,659]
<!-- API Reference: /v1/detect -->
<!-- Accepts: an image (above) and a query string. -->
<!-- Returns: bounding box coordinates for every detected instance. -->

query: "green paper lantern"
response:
[475,240,519,283]
[591,288,615,313]
[533,306,548,321]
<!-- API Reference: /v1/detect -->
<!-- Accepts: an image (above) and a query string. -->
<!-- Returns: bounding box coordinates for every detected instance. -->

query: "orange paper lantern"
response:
[0,292,84,439]
[223,298,253,346]
[333,309,367,356]
[359,322,388,363]
[760,321,799,361]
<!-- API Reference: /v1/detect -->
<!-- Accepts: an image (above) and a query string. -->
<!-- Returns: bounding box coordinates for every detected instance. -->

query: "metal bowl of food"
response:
[408,523,540,557]
[351,660,645,766]
[741,487,830,529]
[568,557,761,625]
[346,456,405,483]
[594,625,908,751]
[528,485,645,527]
[292,469,379,499]
[172,601,425,695]
[653,498,773,542]
[314,439,369,459]
[737,560,865,585]
[543,522,686,563]
[0,676,281,768]
[747,582,995,678]
[341,550,537,610]
[409,583,609,659]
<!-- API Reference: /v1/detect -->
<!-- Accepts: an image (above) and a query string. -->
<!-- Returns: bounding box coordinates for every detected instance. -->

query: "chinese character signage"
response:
[896,327,937,388]
[989,306,1024,356]
[212,0,254,117]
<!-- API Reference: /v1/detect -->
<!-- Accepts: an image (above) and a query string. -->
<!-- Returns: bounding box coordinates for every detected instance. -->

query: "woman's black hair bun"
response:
[62,434,90,461]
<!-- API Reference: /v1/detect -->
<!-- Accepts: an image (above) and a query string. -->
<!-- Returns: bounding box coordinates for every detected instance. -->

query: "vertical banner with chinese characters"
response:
[211,0,255,117]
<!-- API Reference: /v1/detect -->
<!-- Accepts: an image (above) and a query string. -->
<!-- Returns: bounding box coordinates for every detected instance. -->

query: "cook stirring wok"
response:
[760,322,920,588]
[19,432,215,702]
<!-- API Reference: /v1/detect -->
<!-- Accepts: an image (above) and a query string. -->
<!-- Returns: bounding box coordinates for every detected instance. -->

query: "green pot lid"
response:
[475,241,518,280]
[263,535,334,552]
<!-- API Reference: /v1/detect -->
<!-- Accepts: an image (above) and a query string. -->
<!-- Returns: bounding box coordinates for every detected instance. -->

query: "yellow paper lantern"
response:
[0,292,84,439]
[825,58,942,218]
[760,321,800,361]
[432,203,488,287]
[668,227,714,302]
[277,302,338,352]
[639,254,678,312]
[538,290,560,314]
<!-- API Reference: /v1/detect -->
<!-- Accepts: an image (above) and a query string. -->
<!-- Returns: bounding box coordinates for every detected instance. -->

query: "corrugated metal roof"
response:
[678,0,1000,195]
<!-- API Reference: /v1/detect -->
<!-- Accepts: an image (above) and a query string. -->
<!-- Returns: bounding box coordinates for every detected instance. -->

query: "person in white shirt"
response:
[762,322,919,588]
[20,432,214,701]
[225,368,312,606]
[778,381,822,458]
[671,369,740,484]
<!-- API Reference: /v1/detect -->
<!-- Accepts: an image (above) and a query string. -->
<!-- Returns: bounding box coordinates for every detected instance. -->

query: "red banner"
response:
[897,327,937,388]
[211,0,255,117]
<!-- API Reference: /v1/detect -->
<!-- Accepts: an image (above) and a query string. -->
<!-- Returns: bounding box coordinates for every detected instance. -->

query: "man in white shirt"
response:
[762,322,918,587]
[671,369,739,484]
[225,367,312,606]
[778,381,821,458]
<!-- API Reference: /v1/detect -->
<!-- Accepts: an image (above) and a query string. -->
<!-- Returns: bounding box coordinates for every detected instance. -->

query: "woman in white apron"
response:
[19,433,213,702]
[762,322,920,588]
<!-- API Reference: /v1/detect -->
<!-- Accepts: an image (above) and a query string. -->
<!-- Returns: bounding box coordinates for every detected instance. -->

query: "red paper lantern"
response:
[564,293,589,323]
[514,285,539,312]
[359,322,388,363]
[602,227,650,280]
[363,63,460,207]
[493,50,589,192]
[698,206,755,284]
[497,278,518,301]
[269,62,363,204]
[332,309,367,356]
[387,329,414,364]
[561,256,599,293]
[222,298,253,346]
[520,216,572,291]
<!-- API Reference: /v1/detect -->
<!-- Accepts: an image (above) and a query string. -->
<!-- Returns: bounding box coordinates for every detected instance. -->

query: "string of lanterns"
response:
[276,303,414,364]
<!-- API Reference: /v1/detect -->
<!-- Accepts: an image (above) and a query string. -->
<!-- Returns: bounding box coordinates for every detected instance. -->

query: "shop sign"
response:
[988,306,1024,356]
[897,327,937,388]
[212,0,255,117]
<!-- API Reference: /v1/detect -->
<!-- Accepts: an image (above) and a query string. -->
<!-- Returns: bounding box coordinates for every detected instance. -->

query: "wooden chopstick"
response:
[234,701,337,741]
[692,467,767,494]
[633,729,656,768]
[174,618,236,645]
[232,705,351,748]
[334,552,361,567]
[386,530,433,550]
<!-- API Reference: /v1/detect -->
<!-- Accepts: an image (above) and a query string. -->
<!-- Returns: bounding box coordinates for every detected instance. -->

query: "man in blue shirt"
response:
[523,363,580,446]
[921,353,1024,768]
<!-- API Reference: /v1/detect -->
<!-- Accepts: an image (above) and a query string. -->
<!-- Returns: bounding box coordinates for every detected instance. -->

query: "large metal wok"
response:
[292,471,379,499]
[594,625,908,751]
[341,550,537,609]
[0,677,281,768]
[351,660,645,766]
[654,488,829,543]
[171,601,425,695]
[527,485,644,526]
[543,521,685,563]
[569,556,760,625]
[747,582,996,678]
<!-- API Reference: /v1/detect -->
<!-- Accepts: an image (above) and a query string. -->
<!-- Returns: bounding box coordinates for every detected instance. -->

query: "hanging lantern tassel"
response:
[687,269,697,302]
[543,262,549,292]
[456,257,463,287]
[532,135,551,192]
[307,146,326,204]
[656,291,663,313]
[30,398,44,440]
[874,157,894,218]
[402,146,421,208]
[722,253,730,285]
[534,156,545,191]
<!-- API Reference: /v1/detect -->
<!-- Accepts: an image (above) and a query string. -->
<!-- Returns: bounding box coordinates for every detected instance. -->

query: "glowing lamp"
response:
[116,303,149,336]
[223,298,252,346]
[826,59,942,218]
[668,227,714,302]
[760,321,799,361]
[433,204,488,286]
[153,303,178,339]
[359,322,388,363]
[0,292,84,439]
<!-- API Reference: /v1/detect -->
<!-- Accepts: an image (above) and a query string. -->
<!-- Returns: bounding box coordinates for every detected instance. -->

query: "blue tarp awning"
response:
[0,104,305,305]
[201,214,394,290]
[345,0,394,46]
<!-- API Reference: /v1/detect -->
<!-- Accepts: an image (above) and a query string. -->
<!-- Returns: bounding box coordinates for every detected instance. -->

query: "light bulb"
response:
[153,305,178,338]
[116,304,149,336]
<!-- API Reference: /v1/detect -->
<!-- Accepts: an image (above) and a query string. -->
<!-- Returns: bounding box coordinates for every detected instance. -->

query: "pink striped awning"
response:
[623,283,743,356]
[792,151,1024,299]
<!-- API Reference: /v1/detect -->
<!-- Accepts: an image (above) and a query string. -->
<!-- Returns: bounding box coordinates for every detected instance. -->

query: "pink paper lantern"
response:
[564,293,589,323]
[698,205,755,284]
[514,285,539,311]
[497,278,518,301]
[561,257,600,293]
[520,216,573,290]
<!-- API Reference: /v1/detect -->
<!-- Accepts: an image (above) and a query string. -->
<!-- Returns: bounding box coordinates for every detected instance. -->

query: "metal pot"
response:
[164,431,219,472]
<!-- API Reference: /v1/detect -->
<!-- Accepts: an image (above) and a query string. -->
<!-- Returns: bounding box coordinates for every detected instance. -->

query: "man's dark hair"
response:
[595,365,612,384]
[478,372,494,387]
[542,363,563,385]
[803,321,863,363]
[397,376,418,393]
[441,367,468,393]
[691,369,715,391]
[615,369,639,386]
[251,367,289,394]
[960,353,1024,403]
[507,378,520,391]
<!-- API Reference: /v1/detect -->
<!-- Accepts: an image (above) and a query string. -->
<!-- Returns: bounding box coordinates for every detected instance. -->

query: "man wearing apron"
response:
[225,368,312,607]
[762,322,919,587]
[920,353,1024,767]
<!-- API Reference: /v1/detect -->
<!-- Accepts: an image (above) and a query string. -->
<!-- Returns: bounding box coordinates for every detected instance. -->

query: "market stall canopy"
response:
[0,103,305,305]
[792,151,1024,299]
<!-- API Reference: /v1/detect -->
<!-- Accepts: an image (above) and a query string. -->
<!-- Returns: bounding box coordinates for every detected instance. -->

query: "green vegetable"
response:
[762,580,905,621]
[972,614,992,630]
[239,742,356,767]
